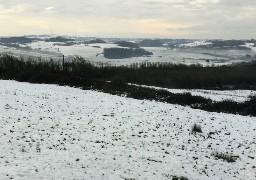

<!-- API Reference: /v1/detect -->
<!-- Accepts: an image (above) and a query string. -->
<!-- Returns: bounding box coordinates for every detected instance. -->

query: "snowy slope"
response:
[0,80,255,180]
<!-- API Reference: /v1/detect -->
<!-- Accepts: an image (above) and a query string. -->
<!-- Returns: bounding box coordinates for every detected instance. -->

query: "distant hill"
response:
[208,40,246,47]
[86,39,106,44]
[196,40,251,50]
[45,36,75,42]
[0,37,33,44]
[115,41,140,48]
[139,39,163,47]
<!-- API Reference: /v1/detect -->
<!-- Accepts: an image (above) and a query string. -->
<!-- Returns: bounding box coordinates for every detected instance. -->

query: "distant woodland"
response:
[103,48,153,59]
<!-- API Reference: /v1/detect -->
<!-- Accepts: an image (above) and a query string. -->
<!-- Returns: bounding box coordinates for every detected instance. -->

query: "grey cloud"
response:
[0,0,256,38]
[217,0,256,7]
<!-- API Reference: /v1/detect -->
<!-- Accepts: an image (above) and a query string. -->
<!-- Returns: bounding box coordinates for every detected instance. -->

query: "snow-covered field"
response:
[180,41,212,48]
[28,41,224,66]
[0,80,255,180]
[1,39,255,66]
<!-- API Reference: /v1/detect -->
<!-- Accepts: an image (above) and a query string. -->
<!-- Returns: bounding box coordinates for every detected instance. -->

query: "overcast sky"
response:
[0,0,255,38]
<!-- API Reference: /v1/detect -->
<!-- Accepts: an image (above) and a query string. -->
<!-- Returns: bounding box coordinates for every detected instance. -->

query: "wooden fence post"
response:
[63,55,65,71]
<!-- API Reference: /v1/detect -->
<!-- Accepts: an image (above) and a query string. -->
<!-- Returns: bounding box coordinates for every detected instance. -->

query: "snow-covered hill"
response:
[1,37,256,66]
[0,80,255,180]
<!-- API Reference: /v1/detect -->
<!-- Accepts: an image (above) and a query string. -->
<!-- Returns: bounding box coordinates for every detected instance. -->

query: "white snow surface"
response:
[0,80,256,180]
[180,41,213,48]
[244,43,256,52]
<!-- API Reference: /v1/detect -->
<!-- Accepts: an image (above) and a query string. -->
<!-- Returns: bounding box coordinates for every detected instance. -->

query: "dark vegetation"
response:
[0,37,34,48]
[115,41,140,48]
[246,39,256,44]
[0,37,33,44]
[0,43,32,49]
[212,152,238,163]
[108,61,256,90]
[136,39,252,49]
[103,48,153,59]
[45,36,75,42]
[54,42,79,46]
[196,40,251,50]
[0,54,256,116]
[209,40,246,47]
[86,39,106,44]
[191,123,202,133]
[137,38,191,48]
[171,176,188,180]
[163,174,188,180]
[139,39,163,47]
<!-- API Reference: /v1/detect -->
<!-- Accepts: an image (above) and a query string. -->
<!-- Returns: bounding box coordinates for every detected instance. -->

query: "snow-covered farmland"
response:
[1,39,255,66]
[179,41,213,48]
[0,80,255,180]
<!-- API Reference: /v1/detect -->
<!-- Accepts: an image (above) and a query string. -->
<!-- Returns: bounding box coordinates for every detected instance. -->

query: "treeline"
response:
[195,40,251,50]
[139,39,163,47]
[1,55,256,90]
[0,37,33,44]
[45,36,75,42]
[103,48,153,59]
[0,54,256,116]
[206,40,246,47]
[86,39,106,44]
[115,41,140,48]
[127,62,256,89]
[0,37,33,48]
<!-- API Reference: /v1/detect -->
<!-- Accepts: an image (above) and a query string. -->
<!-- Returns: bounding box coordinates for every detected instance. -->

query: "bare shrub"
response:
[191,123,202,133]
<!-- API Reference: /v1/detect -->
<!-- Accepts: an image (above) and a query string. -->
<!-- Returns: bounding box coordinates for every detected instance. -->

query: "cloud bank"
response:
[0,0,255,38]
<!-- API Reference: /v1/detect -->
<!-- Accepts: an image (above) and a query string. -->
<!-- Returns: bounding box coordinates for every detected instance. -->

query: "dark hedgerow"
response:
[0,54,256,116]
